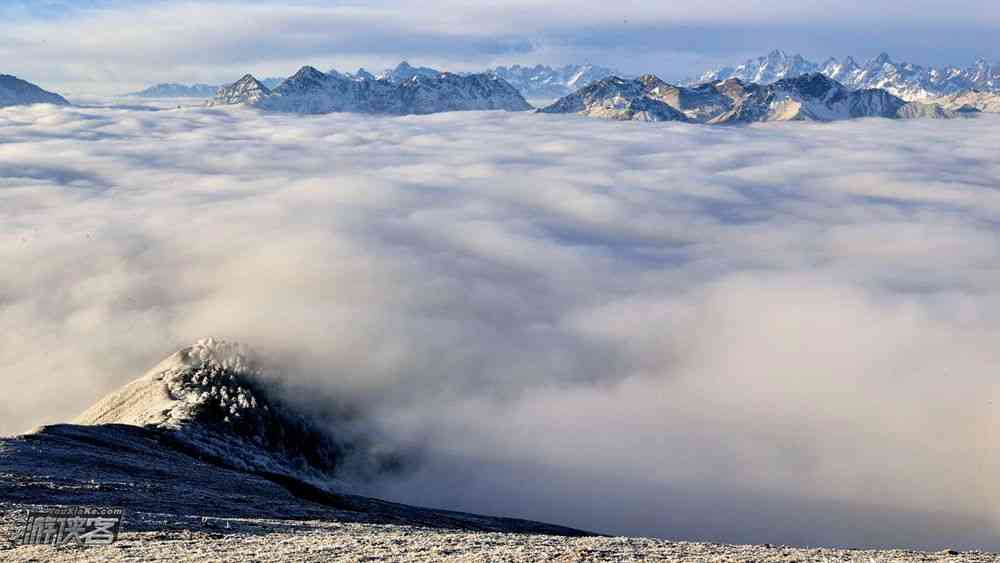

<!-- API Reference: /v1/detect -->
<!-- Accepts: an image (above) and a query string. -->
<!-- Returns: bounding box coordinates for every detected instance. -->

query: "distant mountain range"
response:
[5,58,998,125]
[694,50,1000,101]
[128,78,284,98]
[0,74,69,107]
[486,64,619,99]
[209,65,532,115]
[131,62,618,101]
[540,73,978,123]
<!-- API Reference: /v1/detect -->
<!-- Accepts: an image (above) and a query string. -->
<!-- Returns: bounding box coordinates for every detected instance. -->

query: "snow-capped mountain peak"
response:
[211,65,531,115]
[539,75,690,122]
[487,63,620,99]
[543,71,970,124]
[76,338,353,486]
[867,52,894,68]
[376,61,442,83]
[696,50,820,86]
[354,67,376,81]
[209,74,271,106]
[285,66,332,88]
[693,51,1000,102]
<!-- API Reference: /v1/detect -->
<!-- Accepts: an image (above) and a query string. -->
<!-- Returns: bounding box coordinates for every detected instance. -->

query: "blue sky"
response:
[1,0,997,95]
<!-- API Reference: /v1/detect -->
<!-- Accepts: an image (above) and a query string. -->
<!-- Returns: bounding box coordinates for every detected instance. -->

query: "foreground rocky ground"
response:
[3,510,998,563]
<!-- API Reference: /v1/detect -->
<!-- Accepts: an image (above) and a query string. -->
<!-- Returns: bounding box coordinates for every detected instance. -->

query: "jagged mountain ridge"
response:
[0,74,70,108]
[362,61,618,98]
[127,62,616,102]
[539,76,690,122]
[374,61,443,83]
[542,72,974,124]
[487,63,619,99]
[209,65,532,115]
[694,50,1000,101]
[930,90,1000,113]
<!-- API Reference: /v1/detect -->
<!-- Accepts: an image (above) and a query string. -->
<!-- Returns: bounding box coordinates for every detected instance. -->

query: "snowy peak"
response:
[0,74,70,108]
[539,75,690,122]
[726,72,908,123]
[376,61,442,83]
[544,71,963,124]
[694,52,1000,102]
[776,73,846,101]
[488,63,619,99]
[354,67,376,81]
[212,66,531,115]
[282,66,334,90]
[209,74,272,106]
[867,52,894,69]
[77,338,261,430]
[76,338,350,484]
[696,51,819,86]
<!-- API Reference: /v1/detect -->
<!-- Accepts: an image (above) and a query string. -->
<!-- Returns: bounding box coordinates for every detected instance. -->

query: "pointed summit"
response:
[376,61,442,83]
[76,338,353,482]
[288,65,329,83]
[208,74,271,106]
[766,49,789,61]
[869,52,893,67]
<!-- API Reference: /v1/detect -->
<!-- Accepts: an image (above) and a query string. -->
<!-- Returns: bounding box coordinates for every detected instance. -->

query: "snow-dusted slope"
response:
[696,50,819,85]
[930,90,1000,113]
[488,63,619,99]
[337,61,617,99]
[695,51,1000,102]
[375,61,443,83]
[539,76,689,122]
[0,75,69,108]
[543,73,966,124]
[715,74,904,123]
[211,66,531,115]
[75,338,358,489]
[208,75,272,106]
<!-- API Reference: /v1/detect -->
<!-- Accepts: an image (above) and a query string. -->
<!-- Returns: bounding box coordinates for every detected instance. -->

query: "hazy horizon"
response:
[1,0,998,95]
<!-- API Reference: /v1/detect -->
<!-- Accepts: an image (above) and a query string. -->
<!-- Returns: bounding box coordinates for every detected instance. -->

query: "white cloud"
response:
[3,103,1000,548]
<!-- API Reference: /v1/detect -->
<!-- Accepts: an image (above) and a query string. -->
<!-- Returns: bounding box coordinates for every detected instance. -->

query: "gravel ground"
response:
[2,512,996,563]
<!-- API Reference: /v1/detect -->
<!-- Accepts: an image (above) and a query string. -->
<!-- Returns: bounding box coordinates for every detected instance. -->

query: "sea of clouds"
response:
[2,103,1000,549]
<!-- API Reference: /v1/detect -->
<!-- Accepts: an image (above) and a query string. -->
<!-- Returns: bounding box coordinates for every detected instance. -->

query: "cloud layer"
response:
[2,1,999,94]
[3,103,1000,549]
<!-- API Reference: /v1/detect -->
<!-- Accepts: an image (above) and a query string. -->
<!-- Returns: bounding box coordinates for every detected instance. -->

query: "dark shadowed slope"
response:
[0,339,589,537]
[0,75,69,107]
